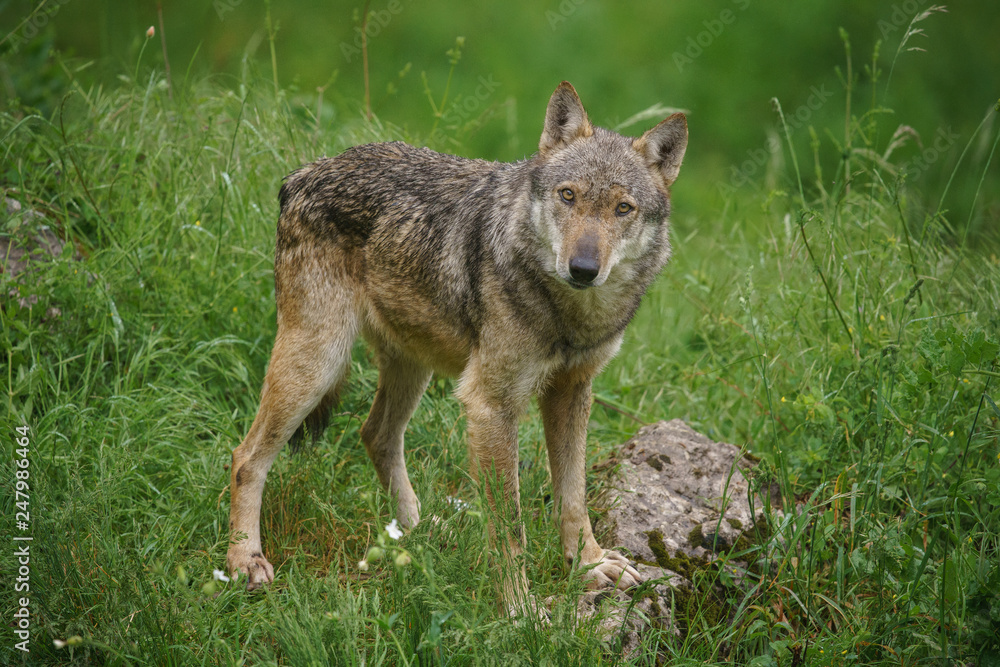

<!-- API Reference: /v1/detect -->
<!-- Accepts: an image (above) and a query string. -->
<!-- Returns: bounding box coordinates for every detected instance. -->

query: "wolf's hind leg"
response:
[360,351,432,528]
[227,296,359,590]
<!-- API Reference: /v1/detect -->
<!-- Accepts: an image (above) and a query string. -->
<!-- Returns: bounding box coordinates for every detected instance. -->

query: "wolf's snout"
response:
[568,236,600,287]
[569,255,599,284]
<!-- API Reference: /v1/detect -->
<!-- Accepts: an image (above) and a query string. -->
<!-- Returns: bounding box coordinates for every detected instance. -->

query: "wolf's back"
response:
[276,142,500,256]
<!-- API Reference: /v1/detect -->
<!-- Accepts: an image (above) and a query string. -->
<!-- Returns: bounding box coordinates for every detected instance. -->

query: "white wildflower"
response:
[53,636,82,649]
[446,496,470,511]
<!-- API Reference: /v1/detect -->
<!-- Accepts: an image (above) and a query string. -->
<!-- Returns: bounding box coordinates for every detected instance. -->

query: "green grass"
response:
[2,28,1000,666]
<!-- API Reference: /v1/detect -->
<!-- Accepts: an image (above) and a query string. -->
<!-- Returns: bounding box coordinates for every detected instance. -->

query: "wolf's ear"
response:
[539,81,594,155]
[633,113,688,187]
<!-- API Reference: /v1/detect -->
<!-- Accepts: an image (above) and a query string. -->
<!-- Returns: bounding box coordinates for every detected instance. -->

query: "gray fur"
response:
[226,81,688,610]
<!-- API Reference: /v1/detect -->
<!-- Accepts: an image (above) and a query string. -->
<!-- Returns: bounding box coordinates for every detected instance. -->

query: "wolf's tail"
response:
[288,385,340,454]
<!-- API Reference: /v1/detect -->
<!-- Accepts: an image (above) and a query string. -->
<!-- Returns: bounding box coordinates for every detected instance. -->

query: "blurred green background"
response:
[2,0,998,233]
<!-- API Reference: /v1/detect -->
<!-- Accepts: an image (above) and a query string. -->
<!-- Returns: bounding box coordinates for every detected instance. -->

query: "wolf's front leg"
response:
[539,365,642,591]
[457,356,532,614]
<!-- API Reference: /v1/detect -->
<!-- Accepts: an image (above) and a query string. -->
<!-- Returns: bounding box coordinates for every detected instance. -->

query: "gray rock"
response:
[577,420,770,652]
[3,198,65,280]
[544,564,678,658]
[599,419,765,567]
[2,198,76,317]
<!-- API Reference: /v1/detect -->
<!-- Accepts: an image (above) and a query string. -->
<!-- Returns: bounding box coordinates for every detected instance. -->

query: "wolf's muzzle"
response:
[568,235,600,288]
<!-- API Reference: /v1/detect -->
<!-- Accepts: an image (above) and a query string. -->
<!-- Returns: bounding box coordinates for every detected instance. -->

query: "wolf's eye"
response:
[616,202,633,215]
[559,188,575,203]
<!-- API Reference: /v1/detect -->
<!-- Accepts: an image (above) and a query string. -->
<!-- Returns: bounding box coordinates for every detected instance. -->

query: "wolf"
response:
[226,81,688,610]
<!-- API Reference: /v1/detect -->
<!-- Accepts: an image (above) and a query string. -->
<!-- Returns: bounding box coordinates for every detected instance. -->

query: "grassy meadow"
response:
[2,2,1000,665]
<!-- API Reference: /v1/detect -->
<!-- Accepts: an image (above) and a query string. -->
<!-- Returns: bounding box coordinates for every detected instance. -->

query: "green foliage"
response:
[2,9,999,665]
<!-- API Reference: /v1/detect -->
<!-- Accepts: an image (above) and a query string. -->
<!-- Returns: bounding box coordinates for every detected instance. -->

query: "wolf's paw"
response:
[396,495,420,530]
[581,550,643,591]
[227,547,274,591]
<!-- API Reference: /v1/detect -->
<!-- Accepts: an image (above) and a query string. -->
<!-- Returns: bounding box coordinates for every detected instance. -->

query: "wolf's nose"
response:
[568,255,600,285]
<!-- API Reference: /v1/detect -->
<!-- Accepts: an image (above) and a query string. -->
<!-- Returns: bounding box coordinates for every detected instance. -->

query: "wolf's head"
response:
[529,81,687,290]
